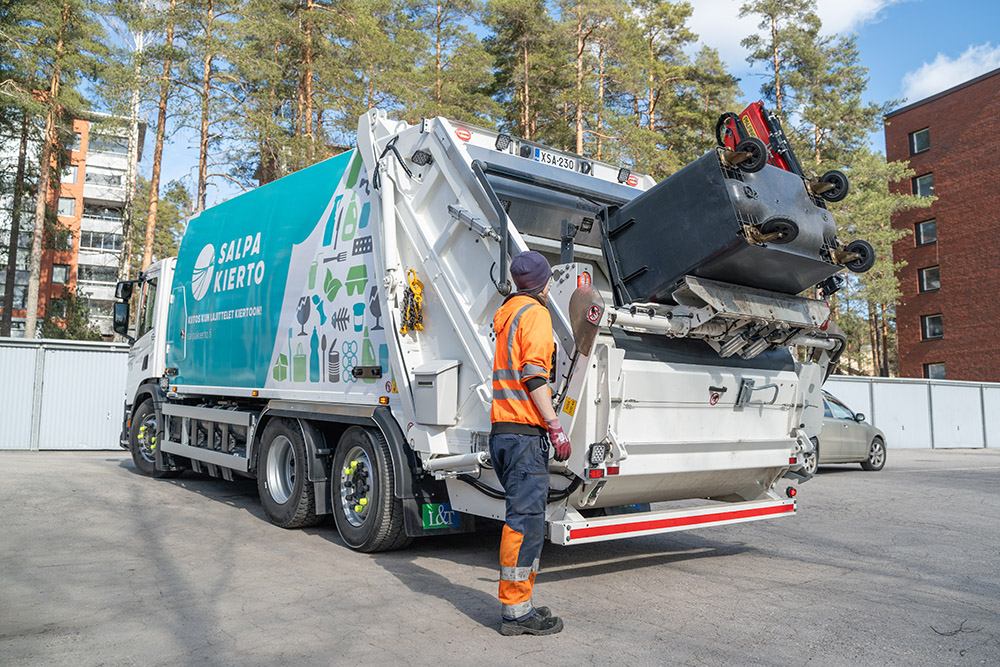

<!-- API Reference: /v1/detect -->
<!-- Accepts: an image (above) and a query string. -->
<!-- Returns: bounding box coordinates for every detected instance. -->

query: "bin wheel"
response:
[845,239,876,273]
[331,426,411,552]
[735,137,768,173]
[819,170,849,202]
[760,217,799,244]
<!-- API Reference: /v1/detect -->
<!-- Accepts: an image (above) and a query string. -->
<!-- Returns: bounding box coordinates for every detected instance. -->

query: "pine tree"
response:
[129,177,190,272]
[739,0,818,116]
[16,0,107,338]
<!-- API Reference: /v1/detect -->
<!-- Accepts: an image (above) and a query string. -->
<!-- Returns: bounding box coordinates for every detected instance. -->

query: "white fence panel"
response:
[985,387,1000,448]
[871,382,933,449]
[37,347,129,450]
[823,378,871,419]
[930,384,985,449]
[0,338,128,451]
[0,345,38,449]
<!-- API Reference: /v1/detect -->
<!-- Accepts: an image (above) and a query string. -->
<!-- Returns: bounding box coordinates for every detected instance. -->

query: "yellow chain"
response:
[400,268,424,334]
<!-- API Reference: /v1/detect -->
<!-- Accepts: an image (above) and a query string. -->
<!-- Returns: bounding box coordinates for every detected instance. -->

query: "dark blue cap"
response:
[510,251,551,292]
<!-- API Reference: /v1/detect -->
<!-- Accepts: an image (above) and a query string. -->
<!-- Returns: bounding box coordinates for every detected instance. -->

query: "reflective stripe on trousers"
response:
[489,432,549,621]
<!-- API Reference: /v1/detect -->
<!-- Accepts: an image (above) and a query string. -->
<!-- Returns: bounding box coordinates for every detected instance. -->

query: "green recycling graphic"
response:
[265,151,396,397]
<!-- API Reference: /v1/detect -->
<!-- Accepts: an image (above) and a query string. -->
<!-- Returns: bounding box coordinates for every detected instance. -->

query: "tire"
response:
[256,419,320,528]
[735,137,768,173]
[861,437,886,471]
[819,170,849,202]
[845,239,876,273]
[331,426,411,552]
[760,216,799,244]
[128,400,182,478]
[803,439,819,475]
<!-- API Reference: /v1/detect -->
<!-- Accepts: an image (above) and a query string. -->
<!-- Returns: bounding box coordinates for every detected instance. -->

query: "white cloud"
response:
[900,43,1000,102]
[688,0,903,74]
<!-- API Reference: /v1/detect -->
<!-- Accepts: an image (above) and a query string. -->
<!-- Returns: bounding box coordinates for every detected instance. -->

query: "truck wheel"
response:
[257,419,320,528]
[128,400,181,478]
[861,437,886,471]
[332,426,411,552]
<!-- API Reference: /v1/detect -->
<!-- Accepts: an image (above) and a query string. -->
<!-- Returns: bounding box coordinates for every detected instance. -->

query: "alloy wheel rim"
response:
[869,441,885,467]
[340,446,374,527]
[266,435,296,504]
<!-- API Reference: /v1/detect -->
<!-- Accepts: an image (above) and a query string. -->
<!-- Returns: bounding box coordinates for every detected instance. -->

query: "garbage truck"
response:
[113,109,868,552]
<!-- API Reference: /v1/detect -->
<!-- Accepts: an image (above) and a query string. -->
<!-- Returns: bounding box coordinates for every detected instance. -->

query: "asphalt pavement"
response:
[1,448,998,666]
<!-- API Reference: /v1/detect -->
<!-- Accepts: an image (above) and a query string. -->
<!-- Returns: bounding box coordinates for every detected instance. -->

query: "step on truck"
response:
[114,109,865,552]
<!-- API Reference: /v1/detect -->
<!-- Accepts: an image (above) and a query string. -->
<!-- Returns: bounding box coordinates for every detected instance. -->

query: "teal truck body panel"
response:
[166,149,391,398]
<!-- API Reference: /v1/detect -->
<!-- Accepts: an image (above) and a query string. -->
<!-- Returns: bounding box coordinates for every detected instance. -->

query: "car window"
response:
[828,399,854,420]
[823,401,833,418]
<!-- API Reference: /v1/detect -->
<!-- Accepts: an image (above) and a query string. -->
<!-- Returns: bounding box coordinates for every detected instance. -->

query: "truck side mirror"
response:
[113,301,133,342]
[115,280,135,300]
[855,413,866,422]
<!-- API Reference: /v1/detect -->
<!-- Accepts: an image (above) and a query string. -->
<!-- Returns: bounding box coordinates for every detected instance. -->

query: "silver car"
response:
[803,391,887,474]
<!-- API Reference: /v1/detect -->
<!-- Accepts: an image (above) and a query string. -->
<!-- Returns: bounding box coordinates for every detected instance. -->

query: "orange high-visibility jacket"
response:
[491,294,554,428]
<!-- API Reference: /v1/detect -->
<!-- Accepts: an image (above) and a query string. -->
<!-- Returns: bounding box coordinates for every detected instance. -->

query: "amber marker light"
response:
[379,396,389,405]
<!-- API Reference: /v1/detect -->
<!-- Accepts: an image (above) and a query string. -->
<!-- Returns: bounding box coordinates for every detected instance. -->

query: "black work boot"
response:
[500,611,564,636]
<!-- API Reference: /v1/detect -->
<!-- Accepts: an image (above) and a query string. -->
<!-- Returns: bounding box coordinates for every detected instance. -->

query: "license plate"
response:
[534,148,576,171]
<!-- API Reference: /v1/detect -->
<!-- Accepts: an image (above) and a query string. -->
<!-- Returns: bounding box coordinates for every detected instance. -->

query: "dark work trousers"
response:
[489,432,549,621]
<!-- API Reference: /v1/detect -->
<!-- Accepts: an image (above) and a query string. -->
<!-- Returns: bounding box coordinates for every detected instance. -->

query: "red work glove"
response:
[546,418,572,462]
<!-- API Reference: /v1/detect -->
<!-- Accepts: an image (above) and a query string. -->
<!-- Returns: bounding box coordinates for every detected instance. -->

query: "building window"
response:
[921,314,943,340]
[910,128,930,154]
[82,204,123,223]
[57,197,76,217]
[915,219,937,245]
[78,265,119,284]
[84,166,125,187]
[924,362,945,380]
[53,228,74,251]
[52,264,71,284]
[62,165,78,184]
[918,266,940,292]
[913,173,934,197]
[87,133,129,156]
[70,132,82,152]
[80,230,123,252]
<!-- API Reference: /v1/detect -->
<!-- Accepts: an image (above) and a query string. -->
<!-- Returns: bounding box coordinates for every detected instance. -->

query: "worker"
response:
[489,250,571,636]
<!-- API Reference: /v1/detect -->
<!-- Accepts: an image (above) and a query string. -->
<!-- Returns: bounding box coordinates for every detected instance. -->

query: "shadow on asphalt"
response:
[115,459,753,632]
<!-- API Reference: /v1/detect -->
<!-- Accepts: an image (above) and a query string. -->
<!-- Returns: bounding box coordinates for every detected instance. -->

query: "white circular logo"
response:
[192,244,215,301]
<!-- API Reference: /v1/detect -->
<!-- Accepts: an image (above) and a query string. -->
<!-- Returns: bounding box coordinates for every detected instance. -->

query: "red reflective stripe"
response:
[569,503,794,540]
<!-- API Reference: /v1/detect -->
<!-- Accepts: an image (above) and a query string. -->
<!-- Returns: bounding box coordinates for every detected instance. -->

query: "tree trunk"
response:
[303,0,315,159]
[196,0,214,211]
[867,302,879,376]
[574,1,585,154]
[1,114,30,336]
[771,15,782,115]
[880,302,890,377]
[435,2,443,109]
[522,36,530,140]
[25,3,68,338]
[647,36,655,132]
[596,38,605,160]
[143,0,177,270]
[121,28,146,283]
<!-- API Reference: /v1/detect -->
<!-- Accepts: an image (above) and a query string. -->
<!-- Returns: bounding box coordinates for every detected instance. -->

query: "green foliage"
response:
[130,176,190,273]
[40,286,102,340]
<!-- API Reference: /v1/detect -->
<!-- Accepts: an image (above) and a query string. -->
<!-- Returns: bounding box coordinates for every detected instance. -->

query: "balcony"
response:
[83,182,126,205]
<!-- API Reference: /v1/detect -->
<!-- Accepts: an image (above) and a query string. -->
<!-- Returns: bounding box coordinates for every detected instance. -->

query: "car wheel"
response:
[257,418,321,528]
[331,426,411,553]
[803,440,819,475]
[861,437,886,471]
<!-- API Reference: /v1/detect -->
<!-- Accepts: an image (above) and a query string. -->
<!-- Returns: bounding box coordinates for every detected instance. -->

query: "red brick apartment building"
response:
[884,67,1000,382]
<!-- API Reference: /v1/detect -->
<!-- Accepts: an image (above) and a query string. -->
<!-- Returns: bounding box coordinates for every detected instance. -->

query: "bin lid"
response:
[413,359,461,377]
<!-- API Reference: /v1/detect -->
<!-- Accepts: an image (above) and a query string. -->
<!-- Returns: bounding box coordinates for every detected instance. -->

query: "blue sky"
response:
[147,0,1000,208]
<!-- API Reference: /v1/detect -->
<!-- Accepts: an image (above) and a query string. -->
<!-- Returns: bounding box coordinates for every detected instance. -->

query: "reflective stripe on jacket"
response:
[491,294,554,428]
